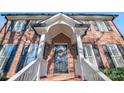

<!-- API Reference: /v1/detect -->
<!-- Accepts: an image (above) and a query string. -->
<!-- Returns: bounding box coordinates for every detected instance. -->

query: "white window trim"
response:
[96,21,108,32]
[83,44,98,68]
[13,20,27,32]
[90,45,99,68]
[107,44,124,67]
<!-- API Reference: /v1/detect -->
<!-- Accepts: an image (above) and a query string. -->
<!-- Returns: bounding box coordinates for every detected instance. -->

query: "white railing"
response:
[8,57,41,81]
[80,57,111,81]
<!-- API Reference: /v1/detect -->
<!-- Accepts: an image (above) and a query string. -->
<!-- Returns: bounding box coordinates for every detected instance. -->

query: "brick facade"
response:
[0,14,124,78]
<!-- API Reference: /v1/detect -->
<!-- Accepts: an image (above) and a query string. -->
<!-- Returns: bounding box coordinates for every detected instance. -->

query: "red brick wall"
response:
[82,21,124,68]
[0,19,124,77]
[0,20,40,77]
[47,33,75,74]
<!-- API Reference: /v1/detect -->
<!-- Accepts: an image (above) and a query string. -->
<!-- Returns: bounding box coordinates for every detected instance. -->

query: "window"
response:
[103,44,124,67]
[92,44,104,69]
[16,45,29,72]
[104,21,113,31]
[117,44,124,58]
[0,16,6,31]
[83,44,97,67]
[7,20,16,31]
[93,21,112,32]
[103,45,115,68]
[0,45,3,51]
[13,20,28,32]
[0,44,14,72]
[24,44,39,65]
[3,45,18,72]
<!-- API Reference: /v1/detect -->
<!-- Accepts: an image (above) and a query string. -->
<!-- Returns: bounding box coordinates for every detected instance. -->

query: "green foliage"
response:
[0,76,8,81]
[101,67,124,81]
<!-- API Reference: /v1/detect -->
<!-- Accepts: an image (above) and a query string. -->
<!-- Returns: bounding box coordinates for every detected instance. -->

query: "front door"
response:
[54,45,68,73]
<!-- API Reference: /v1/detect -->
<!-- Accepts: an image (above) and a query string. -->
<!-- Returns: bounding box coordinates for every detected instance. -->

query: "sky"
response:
[0,12,124,36]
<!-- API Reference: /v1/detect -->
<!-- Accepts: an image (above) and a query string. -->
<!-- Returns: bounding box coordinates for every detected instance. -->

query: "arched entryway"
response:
[42,23,79,80]
[33,13,89,80]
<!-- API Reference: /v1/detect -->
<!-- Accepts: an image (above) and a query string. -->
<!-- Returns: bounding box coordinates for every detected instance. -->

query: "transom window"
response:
[106,44,124,67]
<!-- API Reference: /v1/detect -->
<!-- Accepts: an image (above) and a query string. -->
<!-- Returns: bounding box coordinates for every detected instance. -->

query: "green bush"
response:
[101,67,124,81]
[0,76,8,81]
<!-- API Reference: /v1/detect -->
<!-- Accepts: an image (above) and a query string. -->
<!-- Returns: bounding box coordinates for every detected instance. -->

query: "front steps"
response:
[40,72,81,81]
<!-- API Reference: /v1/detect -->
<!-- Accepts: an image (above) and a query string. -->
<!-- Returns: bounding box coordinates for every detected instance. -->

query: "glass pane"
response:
[87,46,92,56]
[13,20,27,32]
[0,44,14,70]
[7,21,16,31]
[111,46,119,56]
[115,57,124,66]
[83,44,92,56]
[96,21,108,31]
[16,45,29,72]
[25,44,38,65]
[3,45,18,72]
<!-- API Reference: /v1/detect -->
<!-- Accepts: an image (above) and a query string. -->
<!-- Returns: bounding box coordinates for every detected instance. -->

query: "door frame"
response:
[54,43,68,73]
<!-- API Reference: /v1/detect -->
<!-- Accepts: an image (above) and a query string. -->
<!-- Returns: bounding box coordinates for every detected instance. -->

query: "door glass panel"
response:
[54,45,68,73]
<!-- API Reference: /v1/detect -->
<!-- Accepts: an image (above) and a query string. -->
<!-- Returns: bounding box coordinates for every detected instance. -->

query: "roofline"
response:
[1,13,118,20]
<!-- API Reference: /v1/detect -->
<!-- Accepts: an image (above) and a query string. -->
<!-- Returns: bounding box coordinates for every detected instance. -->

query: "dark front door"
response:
[54,45,68,73]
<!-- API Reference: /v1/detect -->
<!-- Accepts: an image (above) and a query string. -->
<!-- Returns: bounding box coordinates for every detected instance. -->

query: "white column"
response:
[75,29,85,80]
[37,34,46,58]
[36,34,48,80]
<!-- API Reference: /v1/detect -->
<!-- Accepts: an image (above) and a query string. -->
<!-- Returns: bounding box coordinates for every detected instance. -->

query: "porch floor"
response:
[40,72,81,81]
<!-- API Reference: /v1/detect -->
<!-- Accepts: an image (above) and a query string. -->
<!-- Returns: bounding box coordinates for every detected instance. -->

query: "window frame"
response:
[83,44,98,68]
[94,20,109,32]
[0,44,14,71]
[106,44,124,67]
[104,21,113,31]
[13,20,28,32]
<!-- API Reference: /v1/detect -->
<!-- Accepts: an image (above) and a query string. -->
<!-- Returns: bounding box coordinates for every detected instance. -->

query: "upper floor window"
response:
[7,20,16,31]
[0,16,6,31]
[13,20,28,32]
[93,21,112,32]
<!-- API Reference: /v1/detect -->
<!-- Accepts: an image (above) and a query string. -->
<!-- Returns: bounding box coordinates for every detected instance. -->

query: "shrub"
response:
[0,76,8,81]
[101,67,124,81]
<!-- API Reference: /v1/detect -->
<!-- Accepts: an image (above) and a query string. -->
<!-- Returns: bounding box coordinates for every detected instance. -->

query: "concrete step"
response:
[40,72,81,81]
